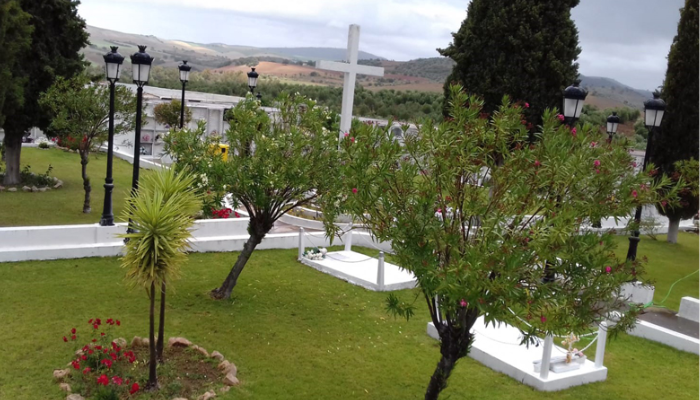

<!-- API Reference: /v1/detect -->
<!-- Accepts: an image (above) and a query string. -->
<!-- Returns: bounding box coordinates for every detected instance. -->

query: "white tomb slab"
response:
[316,24,384,145]
[427,317,608,391]
[300,250,416,291]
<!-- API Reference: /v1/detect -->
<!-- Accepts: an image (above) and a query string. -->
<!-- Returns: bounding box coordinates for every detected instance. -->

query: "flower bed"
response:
[54,319,240,400]
[0,165,63,192]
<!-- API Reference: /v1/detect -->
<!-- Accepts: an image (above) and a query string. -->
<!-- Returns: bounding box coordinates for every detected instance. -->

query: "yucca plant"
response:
[120,168,201,390]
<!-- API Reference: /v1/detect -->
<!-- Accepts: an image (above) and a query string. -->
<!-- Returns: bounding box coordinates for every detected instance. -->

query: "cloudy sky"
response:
[78,0,684,90]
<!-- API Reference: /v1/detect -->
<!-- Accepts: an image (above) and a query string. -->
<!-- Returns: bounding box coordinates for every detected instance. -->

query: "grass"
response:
[0,147,135,227]
[612,232,699,311]
[0,241,698,400]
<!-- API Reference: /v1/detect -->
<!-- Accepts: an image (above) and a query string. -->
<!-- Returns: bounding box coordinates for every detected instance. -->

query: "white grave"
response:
[316,24,384,144]
[298,229,416,291]
[426,317,609,391]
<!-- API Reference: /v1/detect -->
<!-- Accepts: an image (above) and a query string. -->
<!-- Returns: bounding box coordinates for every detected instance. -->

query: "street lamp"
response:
[626,92,666,262]
[178,60,191,128]
[129,45,153,192]
[99,46,124,227]
[606,112,620,142]
[256,92,262,102]
[562,81,587,125]
[247,67,259,94]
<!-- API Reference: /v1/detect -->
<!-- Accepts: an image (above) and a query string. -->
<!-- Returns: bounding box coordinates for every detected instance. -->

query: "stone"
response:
[142,337,150,346]
[168,337,192,348]
[114,337,127,348]
[38,187,47,192]
[223,372,239,386]
[66,394,85,400]
[0,186,5,191]
[130,336,143,347]
[22,186,31,192]
[59,383,71,392]
[54,181,63,189]
[7,187,17,192]
[210,350,224,361]
[192,345,209,357]
[217,360,237,376]
[219,386,231,393]
[53,369,71,380]
[31,186,39,192]
[197,390,216,400]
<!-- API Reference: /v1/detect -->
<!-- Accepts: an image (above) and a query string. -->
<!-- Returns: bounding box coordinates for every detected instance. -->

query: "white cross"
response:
[316,24,384,144]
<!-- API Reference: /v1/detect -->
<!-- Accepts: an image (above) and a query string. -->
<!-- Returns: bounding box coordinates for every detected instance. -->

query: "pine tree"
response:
[651,0,699,243]
[0,0,32,130]
[439,0,581,123]
[1,0,88,185]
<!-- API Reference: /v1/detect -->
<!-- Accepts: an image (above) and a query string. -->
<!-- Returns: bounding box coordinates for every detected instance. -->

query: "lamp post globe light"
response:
[562,81,587,125]
[625,92,666,262]
[178,60,191,128]
[606,111,620,142]
[247,67,259,94]
[127,45,154,234]
[99,46,125,227]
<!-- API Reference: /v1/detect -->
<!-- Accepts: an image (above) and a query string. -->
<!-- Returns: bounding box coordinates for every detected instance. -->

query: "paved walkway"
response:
[638,309,699,339]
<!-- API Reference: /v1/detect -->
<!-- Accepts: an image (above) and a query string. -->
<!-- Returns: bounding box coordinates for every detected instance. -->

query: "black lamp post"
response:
[247,67,259,94]
[256,92,262,102]
[606,112,620,142]
[99,46,124,227]
[626,92,666,262]
[563,81,588,125]
[178,60,191,128]
[126,45,153,234]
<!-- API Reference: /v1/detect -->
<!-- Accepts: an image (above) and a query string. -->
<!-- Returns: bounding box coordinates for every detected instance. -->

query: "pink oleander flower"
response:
[661,200,668,207]
[534,160,541,167]
[557,114,565,121]
[593,160,600,167]
[631,190,638,198]
[344,132,349,137]
[350,137,355,143]
[352,188,358,194]
[571,127,577,136]
[460,299,467,308]
[596,169,600,174]
[590,141,597,148]
[540,315,547,323]
[605,266,612,274]
[524,102,530,108]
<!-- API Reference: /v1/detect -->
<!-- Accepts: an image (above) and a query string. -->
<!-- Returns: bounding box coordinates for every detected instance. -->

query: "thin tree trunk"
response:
[147,282,158,390]
[424,353,459,400]
[211,233,264,300]
[80,150,91,213]
[667,217,680,244]
[157,281,166,363]
[2,134,21,185]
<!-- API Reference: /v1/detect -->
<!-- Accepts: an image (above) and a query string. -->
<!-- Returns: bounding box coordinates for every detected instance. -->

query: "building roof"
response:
[117,83,245,106]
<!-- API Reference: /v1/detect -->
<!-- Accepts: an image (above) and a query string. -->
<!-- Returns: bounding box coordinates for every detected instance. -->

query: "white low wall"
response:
[628,319,700,355]
[678,297,700,323]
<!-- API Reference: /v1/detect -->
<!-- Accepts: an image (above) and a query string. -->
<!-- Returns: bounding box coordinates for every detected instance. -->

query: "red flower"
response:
[605,266,612,274]
[97,374,109,386]
[95,345,102,350]
[71,335,76,341]
[112,376,123,386]
[71,360,80,370]
[63,336,68,342]
[352,188,358,194]
[106,318,113,325]
[129,382,140,394]
[88,349,94,355]
[93,324,99,330]
[557,114,565,122]
[95,318,101,325]
[350,137,355,143]
[525,102,530,108]
[71,328,76,334]
[116,320,120,326]
[540,315,547,323]
[593,160,600,168]
[631,190,638,198]
[460,299,467,308]
[571,127,577,136]
[101,332,106,336]
[110,352,118,361]
[101,359,113,369]
[81,355,87,361]
[83,367,91,375]
[534,160,541,167]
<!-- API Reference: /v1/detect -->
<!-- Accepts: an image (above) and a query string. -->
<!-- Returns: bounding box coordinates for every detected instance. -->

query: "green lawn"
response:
[0,245,697,400]
[0,147,135,227]
[612,233,699,311]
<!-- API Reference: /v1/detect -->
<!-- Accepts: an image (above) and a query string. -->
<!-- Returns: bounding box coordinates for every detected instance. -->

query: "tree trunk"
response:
[147,282,158,390]
[157,281,166,363]
[2,134,22,185]
[667,217,681,244]
[211,233,264,300]
[425,353,459,400]
[80,150,91,213]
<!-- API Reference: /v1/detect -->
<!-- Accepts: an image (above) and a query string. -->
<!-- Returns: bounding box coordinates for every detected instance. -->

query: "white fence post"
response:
[298,227,305,260]
[595,321,608,368]
[377,251,385,290]
[344,229,353,252]
[435,295,441,324]
[539,335,554,380]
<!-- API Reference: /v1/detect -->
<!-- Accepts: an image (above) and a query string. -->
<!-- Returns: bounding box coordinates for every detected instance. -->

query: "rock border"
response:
[0,175,63,192]
[54,336,240,400]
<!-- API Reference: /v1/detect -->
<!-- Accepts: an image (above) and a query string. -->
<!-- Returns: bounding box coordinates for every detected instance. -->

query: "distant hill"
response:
[82,25,383,71]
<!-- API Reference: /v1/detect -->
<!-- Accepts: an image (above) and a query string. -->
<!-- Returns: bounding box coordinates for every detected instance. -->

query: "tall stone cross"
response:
[316,24,384,143]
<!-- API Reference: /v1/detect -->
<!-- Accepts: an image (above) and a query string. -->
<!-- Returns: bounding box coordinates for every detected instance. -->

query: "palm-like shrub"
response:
[120,168,201,390]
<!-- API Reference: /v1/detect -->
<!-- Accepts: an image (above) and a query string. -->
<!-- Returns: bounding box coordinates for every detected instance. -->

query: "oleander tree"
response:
[120,168,201,389]
[39,74,140,213]
[164,94,340,300]
[320,85,680,400]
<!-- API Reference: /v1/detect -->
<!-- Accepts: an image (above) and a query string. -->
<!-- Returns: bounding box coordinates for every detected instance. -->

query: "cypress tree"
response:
[651,0,699,243]
[1,0,88,185]
[439,0,581,123]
